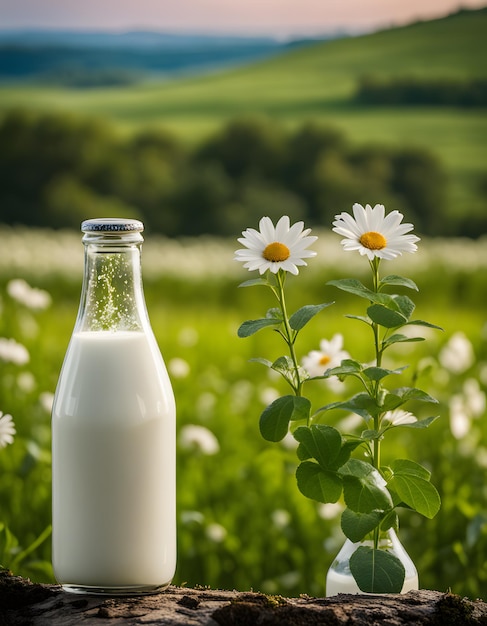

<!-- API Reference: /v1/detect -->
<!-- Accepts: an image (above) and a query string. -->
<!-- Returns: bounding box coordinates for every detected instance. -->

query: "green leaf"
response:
[339,459,393,513]
[345,314,372,325]
[380,511,399,533]
[350,546,405,594]
[341,509,384,542]
[238,318,281,338]
[394,387,439,404]
[391,459,431,481]
[293,425,342,469]
[296,461,342,503]
[248,357,273,368]
[407,319,444,331]
[367,304,408,328]
[363,366,405,382]
[392,295,415,320]
[238,277,270,288]
[382,333,425,348]
[289,302,333,331]
[259,395,311,442]
[319,393,380,421]
[388,470,441,519]
[323,359,363,378]
[379,275,418,291]
[327,278,375,300]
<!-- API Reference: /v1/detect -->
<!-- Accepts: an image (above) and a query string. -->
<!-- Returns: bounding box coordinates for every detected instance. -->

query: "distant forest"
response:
[2,108,482,238]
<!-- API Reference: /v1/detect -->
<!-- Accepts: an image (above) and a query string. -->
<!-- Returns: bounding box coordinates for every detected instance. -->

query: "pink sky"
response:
[0,0,485,36]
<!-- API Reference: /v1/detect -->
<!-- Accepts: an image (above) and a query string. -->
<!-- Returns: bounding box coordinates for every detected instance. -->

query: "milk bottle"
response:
[52,218,176,595]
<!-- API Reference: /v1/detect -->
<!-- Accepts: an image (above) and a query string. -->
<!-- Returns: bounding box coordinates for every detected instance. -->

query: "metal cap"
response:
[81,218,144,233]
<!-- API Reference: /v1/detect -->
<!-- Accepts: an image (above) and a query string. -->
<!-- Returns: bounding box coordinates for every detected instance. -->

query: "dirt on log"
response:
[1,570,486,626]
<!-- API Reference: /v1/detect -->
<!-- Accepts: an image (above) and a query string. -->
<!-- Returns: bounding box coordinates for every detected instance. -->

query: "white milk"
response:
[52,330,176,592]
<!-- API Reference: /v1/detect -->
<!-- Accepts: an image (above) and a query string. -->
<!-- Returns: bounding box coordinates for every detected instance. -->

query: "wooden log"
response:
[1,570,486,626]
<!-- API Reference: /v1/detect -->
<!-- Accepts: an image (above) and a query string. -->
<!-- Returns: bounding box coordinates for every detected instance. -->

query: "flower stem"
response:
[275,270,303,398]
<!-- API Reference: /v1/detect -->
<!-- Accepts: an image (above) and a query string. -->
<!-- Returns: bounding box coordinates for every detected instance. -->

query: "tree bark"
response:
[1,570,486,626]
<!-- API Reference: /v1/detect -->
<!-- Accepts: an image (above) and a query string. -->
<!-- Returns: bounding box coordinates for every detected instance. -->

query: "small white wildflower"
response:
[318,502,343,520]
[0,337,30,365]
[7,278,51,310]
[271,509,291,529]
[39,392,54,414]
[179,424,220,455]
[178,327,199,347]
[17,371,36,393]
[168,357,190,379]
[281,431,299,450]
[383,409,418,427]
[463,379,486,418]
[449,395,470,439]
[206,523,227,543]
[0,412,16,448]
[259,386,280,406]
[439,332,474,374]
[302,334,350,378]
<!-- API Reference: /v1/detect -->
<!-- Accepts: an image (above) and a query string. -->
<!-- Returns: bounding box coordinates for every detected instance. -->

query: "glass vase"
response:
[325,528,419,596]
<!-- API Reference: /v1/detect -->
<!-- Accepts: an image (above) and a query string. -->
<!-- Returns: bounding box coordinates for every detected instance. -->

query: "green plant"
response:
[235,205,442,593]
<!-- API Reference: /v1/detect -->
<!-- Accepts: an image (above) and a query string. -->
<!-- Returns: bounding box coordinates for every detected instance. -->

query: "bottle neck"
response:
[75,239,148,333]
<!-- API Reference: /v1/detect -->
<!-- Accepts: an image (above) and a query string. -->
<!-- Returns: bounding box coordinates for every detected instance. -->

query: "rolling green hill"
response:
[0,7,486,223]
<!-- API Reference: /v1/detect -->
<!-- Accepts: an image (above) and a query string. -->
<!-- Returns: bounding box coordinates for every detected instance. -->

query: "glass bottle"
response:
[52,218,176,595]
[326,528,418,596]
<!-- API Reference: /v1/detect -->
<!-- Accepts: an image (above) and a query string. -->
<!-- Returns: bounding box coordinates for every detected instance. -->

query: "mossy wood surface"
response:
[1,571,487,625]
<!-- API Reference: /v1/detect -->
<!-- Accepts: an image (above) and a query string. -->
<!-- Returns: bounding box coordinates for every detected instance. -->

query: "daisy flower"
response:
[235,215,317,275]
[302,334,350,379]
[383,409,418,427]
[332,203,420,261]
[0,412,16,448]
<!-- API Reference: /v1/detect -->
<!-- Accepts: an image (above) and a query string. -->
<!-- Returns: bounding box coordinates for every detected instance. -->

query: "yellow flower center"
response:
[319,355,331,366]
[359,231,387,250]
[263,242,291,262]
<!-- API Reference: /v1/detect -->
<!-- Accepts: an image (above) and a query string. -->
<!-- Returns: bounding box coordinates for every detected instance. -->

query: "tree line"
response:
[0,108,466,238]
[355,75,487,107]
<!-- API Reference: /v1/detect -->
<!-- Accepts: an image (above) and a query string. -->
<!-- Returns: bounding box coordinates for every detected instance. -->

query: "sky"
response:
[0,0,485,37]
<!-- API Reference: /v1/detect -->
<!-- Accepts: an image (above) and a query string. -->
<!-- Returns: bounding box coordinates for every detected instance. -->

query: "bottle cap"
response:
[81,218,144,233]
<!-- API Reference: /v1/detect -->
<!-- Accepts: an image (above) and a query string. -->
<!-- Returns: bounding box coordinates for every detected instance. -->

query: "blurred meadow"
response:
[0,4,486,601]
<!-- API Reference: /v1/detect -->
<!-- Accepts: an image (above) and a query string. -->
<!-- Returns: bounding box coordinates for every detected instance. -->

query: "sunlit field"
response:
[0,226,486,599]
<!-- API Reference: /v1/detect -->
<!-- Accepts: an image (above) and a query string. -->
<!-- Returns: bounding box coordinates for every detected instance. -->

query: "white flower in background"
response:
[271,509,291,529]
[168,357,190,379]
[463,378,486,417]
[0,412,16,448]
[318,502,343,520]
[235,215,317,275]
[7,278,51,310]
[39,391,54,414]
[206,523,227,543]
[259,386,280,406]
[383,409,418,427]
[439,332,474,374]
[449,395,470,439]
[0,337,30,365]
[17,371,36,393]
[178,326,199,347]
[281,431,299,450]
[332,203,420,261]
[449,378,486,440]
[179,424,220,455]
[301,334,350,379]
